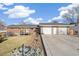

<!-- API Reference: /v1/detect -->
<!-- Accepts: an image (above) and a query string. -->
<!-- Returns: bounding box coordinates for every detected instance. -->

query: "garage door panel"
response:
[58,28,67,35]
[41,27,52,34]
[53,28,57,35]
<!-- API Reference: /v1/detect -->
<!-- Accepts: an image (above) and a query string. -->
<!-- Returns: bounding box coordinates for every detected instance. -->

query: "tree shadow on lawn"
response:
[0,38,8,43]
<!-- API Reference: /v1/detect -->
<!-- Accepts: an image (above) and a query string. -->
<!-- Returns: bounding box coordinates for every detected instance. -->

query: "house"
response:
[39,23,75,35]
[0,21,6,32]
[7,24,39,36]
[71,19,79,36]
[0,21,6,36]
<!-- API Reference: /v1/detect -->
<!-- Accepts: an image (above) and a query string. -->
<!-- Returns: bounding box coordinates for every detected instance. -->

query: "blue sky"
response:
[0,3,71,25]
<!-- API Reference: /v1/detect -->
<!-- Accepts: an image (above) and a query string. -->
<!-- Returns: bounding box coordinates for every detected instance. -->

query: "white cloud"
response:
[0,4,3,9]
[4,5,36,18]
[23,17,43,24]
[50,4,79,23]
[3,3,13,6]
[48,20,52,22]
[58,4,79,15]
[58,4,79,18]
[0,4,8,10]
[60,10,69,17]
[0,3,13,10]
[59,4,79,19]
[48,16,63,22]
[58,5,72,11]
[58,4,79,11]
[52,16,62,20]
[48,4,79,24]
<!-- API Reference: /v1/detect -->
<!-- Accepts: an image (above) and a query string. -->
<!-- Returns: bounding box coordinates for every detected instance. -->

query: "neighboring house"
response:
[0,21,6,33]
[71,18,79,36]
[72,25,79,35]
[0,21,6,37]
[72,22,79,36]
[7,24,39,36]
[39,23,75,35]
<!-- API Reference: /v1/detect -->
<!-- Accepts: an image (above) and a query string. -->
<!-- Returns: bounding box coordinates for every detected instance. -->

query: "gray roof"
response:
[39,23,66,25]
[7,24,39,29]
[39,23,75,26]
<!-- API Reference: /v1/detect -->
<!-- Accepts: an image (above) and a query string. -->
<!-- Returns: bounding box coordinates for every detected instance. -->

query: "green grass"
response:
[0,35,31,56]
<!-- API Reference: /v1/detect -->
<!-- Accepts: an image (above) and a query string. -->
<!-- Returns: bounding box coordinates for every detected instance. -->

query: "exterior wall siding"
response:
[7,28,36,36]
[7,28,21,35]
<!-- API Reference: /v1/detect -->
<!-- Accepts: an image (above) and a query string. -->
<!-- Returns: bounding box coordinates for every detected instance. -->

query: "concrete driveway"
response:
[42,35,79,56]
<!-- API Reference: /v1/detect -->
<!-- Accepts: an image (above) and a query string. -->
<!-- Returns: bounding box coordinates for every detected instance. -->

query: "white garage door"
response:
[41,27,52,34]
[58,28,67,35]
[53,28,57,35]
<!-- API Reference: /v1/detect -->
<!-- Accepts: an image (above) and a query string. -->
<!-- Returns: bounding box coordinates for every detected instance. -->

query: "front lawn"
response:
[0,35,31,55]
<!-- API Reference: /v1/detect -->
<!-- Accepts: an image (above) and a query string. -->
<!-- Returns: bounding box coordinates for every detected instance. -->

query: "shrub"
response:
[0,33,7,43]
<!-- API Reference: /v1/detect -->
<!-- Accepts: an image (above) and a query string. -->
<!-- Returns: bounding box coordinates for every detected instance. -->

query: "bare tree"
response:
[61,9,75,24]
[61,4,79,24]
